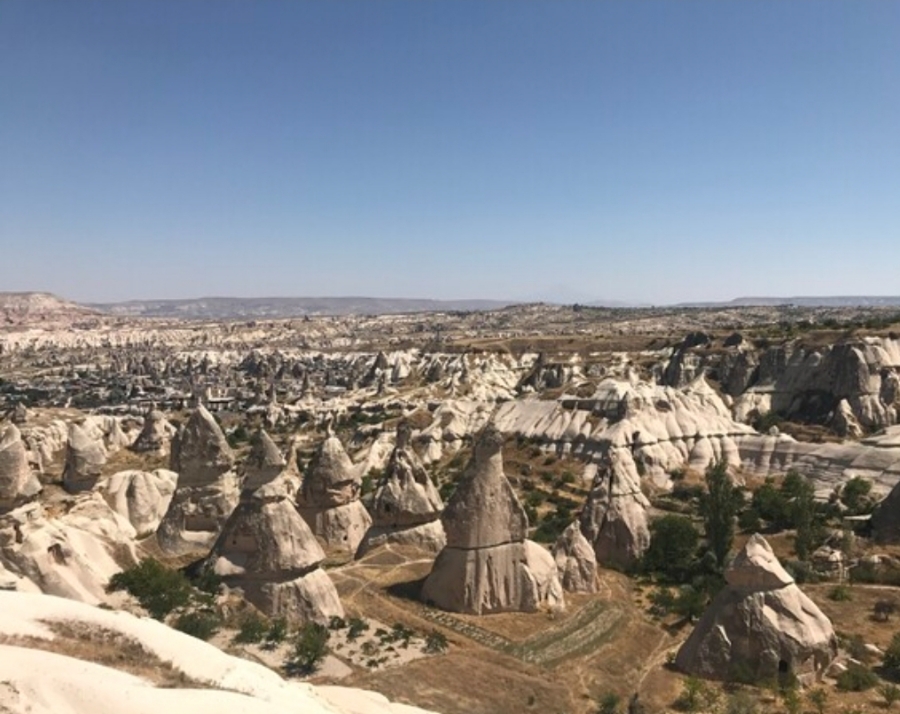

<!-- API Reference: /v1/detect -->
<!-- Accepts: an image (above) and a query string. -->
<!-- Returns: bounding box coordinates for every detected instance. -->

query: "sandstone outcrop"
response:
[675,534,837,682]
[421,424,564,614]
[0,423,41,512]
[61,423,107,492]
[129,408,174,455]
[297,429,371,553]
[95,469,178,538]
[356,422,445,557]
[156,406,240,555]
[552,522,597,593]
[579,450,650,570]
[242,429,286,492]
[206,461,343,624]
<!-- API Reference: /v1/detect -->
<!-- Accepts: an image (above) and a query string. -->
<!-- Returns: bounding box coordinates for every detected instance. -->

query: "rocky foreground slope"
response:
[0,590,434,714]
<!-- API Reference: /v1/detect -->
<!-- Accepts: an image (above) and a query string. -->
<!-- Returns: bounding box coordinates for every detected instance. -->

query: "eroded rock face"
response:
[0,424,41,512]
[421,424,564,615]
[242,429,286,492]
[870,475,900,544]
[675,534,837,683]
[297,431,371,553]
[169,406,235,486]
[206,466,343,624]
[356,423,445,557]
[130,409,174,455]
[156,407,240,555]
[95,469,178,538]
[0,495,138,604]
[62,423,107,493]
[552,522,597,593]
[579,450,650,570]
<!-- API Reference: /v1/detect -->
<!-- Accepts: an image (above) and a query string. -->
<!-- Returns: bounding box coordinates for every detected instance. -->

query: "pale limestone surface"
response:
[0,423,41,511]
[552,521,597,593]
[95,469,177,538]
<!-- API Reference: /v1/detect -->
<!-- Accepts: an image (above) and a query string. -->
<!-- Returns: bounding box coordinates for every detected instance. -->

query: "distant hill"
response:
[677,296,900,309]
[88,296,517,319]
[0,292,98,327]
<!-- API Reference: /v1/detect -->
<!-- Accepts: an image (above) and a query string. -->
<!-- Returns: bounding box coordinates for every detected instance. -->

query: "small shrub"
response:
[234,612,269,644]
[828,584,853,601]
[423,630,448,654]
[107,559,193,620]
[835,662,878,692]
[174,610,220,641]
[781,688,801,714]
[597,692,621,714]
[874,599,898,622]
[675,676,706,712]
[264,617,289,648]
[725,691,758,714]
[347,617,369,641]
[286,623,330,675]
[806,687,827,714]
[329,615,347,630]
[884,632,900,671]
[881,683,900,708]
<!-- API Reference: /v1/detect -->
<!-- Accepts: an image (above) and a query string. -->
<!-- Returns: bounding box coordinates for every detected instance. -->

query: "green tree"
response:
[841,476,874,515]
[700,460,740,569]
[792,476,821,561]
[286,623,330,675]
[642,515,700,581]
[106,559,193,620]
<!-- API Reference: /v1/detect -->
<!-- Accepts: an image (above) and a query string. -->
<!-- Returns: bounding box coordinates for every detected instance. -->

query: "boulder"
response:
[552,521,597,593]
[421,424,564,614]
[0,423,41,511]
[675,534,837,682]
[61,423,107,493]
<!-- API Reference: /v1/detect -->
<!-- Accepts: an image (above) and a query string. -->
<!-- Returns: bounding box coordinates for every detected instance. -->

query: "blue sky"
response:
[1,2,898,304]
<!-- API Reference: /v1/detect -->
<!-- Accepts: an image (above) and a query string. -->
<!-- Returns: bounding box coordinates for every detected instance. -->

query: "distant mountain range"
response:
[676,296,900,308]
[87,296,516,319]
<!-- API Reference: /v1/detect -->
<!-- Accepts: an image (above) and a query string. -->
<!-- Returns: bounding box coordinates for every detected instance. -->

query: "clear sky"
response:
[1,2,898,305]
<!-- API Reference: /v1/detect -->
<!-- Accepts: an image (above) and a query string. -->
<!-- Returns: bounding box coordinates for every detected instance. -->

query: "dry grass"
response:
[0,620,209,689]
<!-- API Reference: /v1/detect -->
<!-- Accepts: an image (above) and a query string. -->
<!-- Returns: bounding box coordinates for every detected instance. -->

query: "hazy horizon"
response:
[2,2,898,305]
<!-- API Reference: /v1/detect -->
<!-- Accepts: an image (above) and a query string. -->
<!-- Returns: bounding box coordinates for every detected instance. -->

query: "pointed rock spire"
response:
[0,423,41,511]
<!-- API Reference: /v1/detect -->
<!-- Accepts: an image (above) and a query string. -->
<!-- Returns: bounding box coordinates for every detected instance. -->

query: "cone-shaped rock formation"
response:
[242,429,286,492]
[206,460,344,624]
[156,406,240,555]
[674,534,837,682]
[62,423,107,493]
[579,449,650,570]
[421,424,564,614]
[130,408,173,455]
[552,522,597,593]
[0,423,42,512]
[356,422,445,557]
[297,430,371,553]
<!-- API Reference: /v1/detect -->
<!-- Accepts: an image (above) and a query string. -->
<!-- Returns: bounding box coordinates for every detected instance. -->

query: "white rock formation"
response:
[242,429,286,492]
[95,469,178,538]
[156,406,240,555]
[579,450,650,570]
[206,462,343,625]
[421,424,564,614]
[62,423,107,493]
[356,422,445,557]
[0,423,42,511]
[552,522,597,593]
[297,430,371,553]
[130,408,174,455]
[675,534,837,682]
[0,495,138,604]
